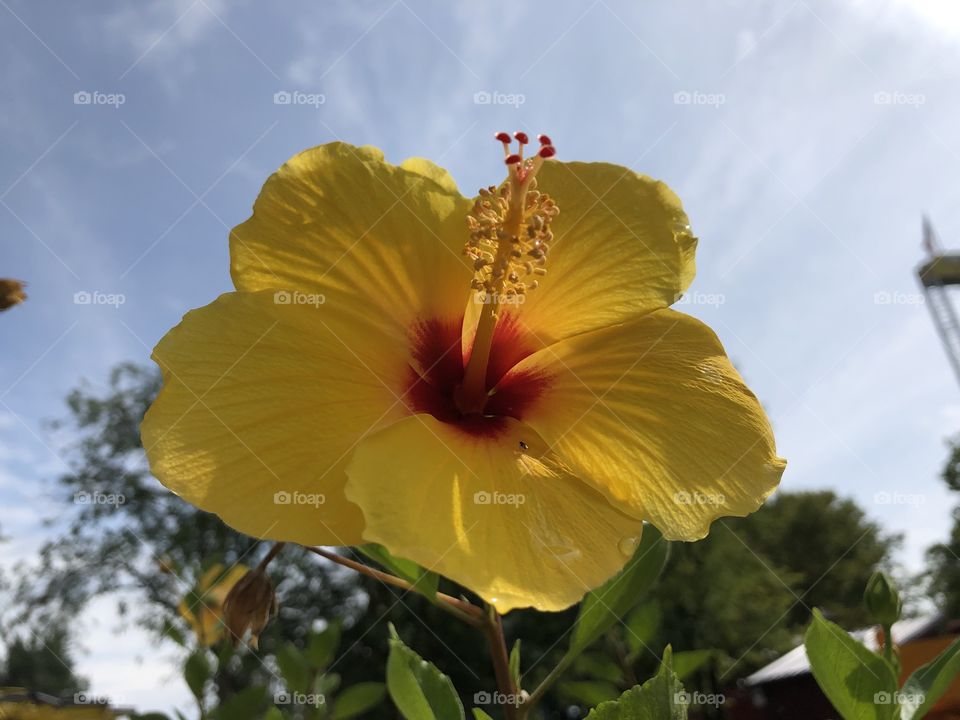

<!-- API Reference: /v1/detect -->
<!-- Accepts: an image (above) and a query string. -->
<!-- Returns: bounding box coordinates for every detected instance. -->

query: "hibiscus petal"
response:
[344,415,644,612]
[231,142,474,340]
[497,161,697,347]
[512,308,785,541]
[142,290,411,546]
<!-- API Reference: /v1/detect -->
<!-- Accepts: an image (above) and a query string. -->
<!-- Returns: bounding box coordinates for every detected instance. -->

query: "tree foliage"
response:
[927,435,960,617]
[0,625,87,695]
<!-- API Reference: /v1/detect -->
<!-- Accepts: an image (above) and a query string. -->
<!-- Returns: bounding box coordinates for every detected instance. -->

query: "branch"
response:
[302,546,484,627]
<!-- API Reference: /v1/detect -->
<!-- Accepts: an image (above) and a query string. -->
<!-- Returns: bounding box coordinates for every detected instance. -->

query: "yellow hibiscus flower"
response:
[142,134,785,613]
[177,563,248,645]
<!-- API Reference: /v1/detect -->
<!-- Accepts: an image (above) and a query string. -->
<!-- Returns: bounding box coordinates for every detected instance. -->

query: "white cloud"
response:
[76,595,193,715]
[861,0,960,38]
[104,0,228,58]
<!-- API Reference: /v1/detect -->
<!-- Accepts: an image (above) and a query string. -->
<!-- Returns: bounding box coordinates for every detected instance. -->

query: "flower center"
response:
[455,132,558,415]
[406,314,550,437]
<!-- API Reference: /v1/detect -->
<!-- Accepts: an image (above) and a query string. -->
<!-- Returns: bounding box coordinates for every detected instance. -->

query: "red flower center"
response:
[406,312,551,437]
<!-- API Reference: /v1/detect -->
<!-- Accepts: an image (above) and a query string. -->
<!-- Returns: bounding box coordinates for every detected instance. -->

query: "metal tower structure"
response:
[917,216,960,386]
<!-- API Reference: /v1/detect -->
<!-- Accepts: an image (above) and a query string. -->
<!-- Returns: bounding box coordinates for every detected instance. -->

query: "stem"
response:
[483,605,519,720]
[256,541,285,571]
[303,546,484,627]
[608,635,637,688]
[882,623,894,665]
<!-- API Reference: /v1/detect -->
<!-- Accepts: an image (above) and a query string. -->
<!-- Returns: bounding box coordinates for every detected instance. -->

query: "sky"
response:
[3,0,960,713]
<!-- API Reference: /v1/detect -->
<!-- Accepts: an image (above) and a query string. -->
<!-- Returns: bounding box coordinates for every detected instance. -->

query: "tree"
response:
[736,491,899,628]
[927,435,960,616]
[938,437,960,493]
[928,509,960,617]
[0,625,87,695]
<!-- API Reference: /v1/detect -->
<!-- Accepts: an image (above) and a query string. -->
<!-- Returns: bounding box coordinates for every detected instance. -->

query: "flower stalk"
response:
[303,545,484,627]
[257,541,285,570]
[483,605,519,720]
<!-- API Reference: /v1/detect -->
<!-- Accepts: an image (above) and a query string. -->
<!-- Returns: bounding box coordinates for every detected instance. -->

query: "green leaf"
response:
[570,526,668,657]
[471,711,495,720]
[671,650,713,681]
[161,619,187,648]
[332,682,387,719]
[900,636,960,720]
[316,671,342,698]
[263,710,283,720]
[625,601,661,660]
[509,640,522,689]
[306,620,342,669]
[184,650,210,700]
[558,680,622,707]
[215,641,236,670]
[276,641,312,695]
[386,624,464,720]
[210,686,269,720]
[572,653,624,683]
[804,609,899,720]
[359,544,439,598]
[586,646,687,719]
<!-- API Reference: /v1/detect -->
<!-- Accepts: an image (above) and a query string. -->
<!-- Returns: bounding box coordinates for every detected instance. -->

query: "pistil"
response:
[456,132,557,415]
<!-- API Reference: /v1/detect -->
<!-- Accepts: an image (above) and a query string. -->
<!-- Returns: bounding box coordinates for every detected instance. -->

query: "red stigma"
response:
[495,131,512,144]
[538,145,556,159]
[537,134,552,146]
[513,131,529,144]
[505,154,522,165]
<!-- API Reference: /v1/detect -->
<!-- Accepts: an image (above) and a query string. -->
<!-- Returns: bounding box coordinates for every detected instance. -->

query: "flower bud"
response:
[222,568,278,649]
[864,571,902,627]
[178,563,247,646]
[0,279,27,311]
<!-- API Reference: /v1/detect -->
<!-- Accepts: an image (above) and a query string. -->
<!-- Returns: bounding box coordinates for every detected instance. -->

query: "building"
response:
[727,614,960,719]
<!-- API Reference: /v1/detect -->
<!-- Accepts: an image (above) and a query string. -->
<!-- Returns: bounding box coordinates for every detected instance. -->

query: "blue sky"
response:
[3,0,960,713]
